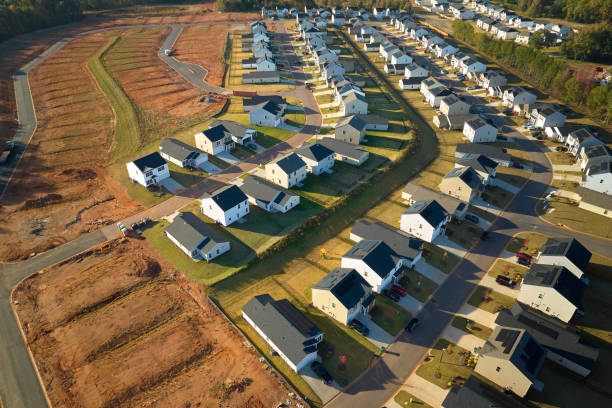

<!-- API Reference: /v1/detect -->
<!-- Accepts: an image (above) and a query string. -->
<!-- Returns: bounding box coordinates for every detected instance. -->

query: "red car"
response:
[515,252,533,262]
[391,284,407,297]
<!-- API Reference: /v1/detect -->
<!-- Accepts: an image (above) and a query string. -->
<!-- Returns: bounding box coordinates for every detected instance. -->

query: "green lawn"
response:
[446,220,483,250]
[487,259,527,284]
[232,144,255,160]
[399,268,438,303]
[467,286,515,314]
[536,196,612,240]
[494,168,529,188]
[416,339,476,389]
[286,111,306,128]
[394,390,432,408]
[370,294,412,336]
[208,155,231,169]
[482,185,514,209]
[422,243,460,274]
[451,316,493,341]
[467,205,496,222]
[292,166,366,206]
[505,232,549,255]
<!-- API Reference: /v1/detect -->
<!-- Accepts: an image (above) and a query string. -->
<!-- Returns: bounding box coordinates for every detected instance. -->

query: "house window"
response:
[496,366,501,372]
[145,171,153,177]
[158,166,165,171]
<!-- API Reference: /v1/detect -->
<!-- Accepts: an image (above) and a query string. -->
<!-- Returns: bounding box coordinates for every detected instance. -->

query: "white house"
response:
[503,86,537,107]
[265,153,307,189]
[579,144,611,171]
[517,264,587,323]
[582,161,612,195]
[200,184,249,226]
[460,58,487,75]
[373,7,386,20]
[256,57,276,72]
[463,118,498,143]
[537,237,592,280]
[433,42,459,58]
[452,6,475,19]
[209,120,256,146]
[400,199,449,243]
[455,154,498,185]
[331,14,345,25]
[341,240,403,293]
[530,104,566,128]
[404,63,429,79]
[565,128,603,156]
[439,94,471,116]
[240,175,300,213]
[340,91,368,115]
[249,101,285,128]
[399,77,423,90]
[242,294,323,373]
[391,52,412,65]
[126,152,170,188]
[295,143,335,175]
[159,138,207,168]
[496,25,519,40]
[195,124,235,156]
[165,212,230,262]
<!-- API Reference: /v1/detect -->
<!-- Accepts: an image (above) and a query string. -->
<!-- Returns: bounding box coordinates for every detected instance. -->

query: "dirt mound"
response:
[22,194,62,210]
[130,256,161,278]
[59,168,97,180]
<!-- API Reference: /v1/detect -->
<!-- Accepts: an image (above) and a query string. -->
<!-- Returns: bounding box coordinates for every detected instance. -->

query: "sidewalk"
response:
[457,304,497,328]
[552,163,581,172]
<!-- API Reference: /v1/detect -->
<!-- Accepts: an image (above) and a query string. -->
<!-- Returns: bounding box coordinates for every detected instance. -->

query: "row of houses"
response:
[242,21,281,84]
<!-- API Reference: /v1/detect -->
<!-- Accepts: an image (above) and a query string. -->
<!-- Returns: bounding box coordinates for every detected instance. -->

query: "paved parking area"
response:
[199,161,220,174]
[362,315,394,349]
[300,366,341,404]
[160,177,184,194]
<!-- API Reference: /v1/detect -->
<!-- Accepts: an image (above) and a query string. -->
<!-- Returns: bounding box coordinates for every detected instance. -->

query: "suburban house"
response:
[334,115,367,144]
[518,264,587,323]
[240,175,300,213]
[452,5,475,19]
[515,31,531,45]
[496,25,519,40]
[165,212,230,262]
[209,120,256,145]
[402,182,468,219]
[159,138,207,169]
[350,220,423,268]
[582,161,612,194]
[195,124,235,156]
[565,127,604,156]
[475,327,546,397]
[354,114,389,130]
[126,152,170,188]
[455,143,512,167]
[249,101,285,128]
[341,240,404,293]
[456,154,498,184]
[200,184,249,226]
[321,61,345,78]
[476,16,495,31]
[265,153,307,188]
[439,94,471,116]
[438,166,483,203]
[496,302,599,377]
[576,186,612,218]
[421,77,453,107]
[391,52,412,65]
[295,143,335,175]
[433,113,478,131]
[243,96,287,112]
[401,63,428,80]
[242,294,323,373]
[433,42,459,58]
[318,137,369,166]
[242,71,281,84]
[503,86,537,107]
[399,77,424,90]
[400,199,449,243]
[256,56,276,71]
[579,144,611,171]
[443,375,529,408]
[312,268,375,325]
[537,237,591,279]
[463,118,498,143]
[340,92,368,115]
[459,58,486,75]
[544,124,588,143]
[530,104,566,128]
[476,70,507,89]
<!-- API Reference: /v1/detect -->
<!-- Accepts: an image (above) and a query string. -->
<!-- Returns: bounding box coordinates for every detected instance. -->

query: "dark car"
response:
[516,257,531,266]
[349,319,370,336]
[503,109,513,115]
[556,146,568,152]
[465,214,479,224]
[515,252,533,261]
[496,275,516,288]
[405,318,420,333]
[382,289,400,302]
[311,361,332,384]
[510,162,524,169]
[480,231,489,240]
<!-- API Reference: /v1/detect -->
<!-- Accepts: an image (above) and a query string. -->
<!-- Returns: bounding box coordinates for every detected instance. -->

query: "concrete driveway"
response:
[398,294,423,315]
[491,178,520,194]
[199,161,220,175]
[432,235,468,259]
[361,315,394,349]
[160,177,184,194]
[216,151,241,165]
[414,260,446,285]
[300,365,341,404]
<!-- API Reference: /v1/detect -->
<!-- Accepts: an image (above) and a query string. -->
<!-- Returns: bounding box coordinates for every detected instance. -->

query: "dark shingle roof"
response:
[201,125,229,143]
[209,120,253,140]
[586,160,612,175]
[351,220,423,261]
[539,237,592,272]
[312,268,372,310]
[456,143,511,163]
[243,71,281,80]
[342,240,400,278]
[465,117,493,130]
[159,138,200,162]
[165,212,227,253]
[457,154,498,175]
[354,114,389,126]
[271,153,306,174]
[523,264,586,307]
[402,199,449,228]
[240,175,296,205]
[402,182,466,215]
[443,375,528,408]
[576,186,612,210]
[318,137,368,161]
[242,295,322,367]
[131,152,166,172]
[336,115,367,132]
[201,184,248,211]
[443,166,483,189]
[295,143,334,162]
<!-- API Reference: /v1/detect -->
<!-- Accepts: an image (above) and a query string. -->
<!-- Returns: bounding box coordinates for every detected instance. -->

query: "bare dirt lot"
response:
[12,237,299,408]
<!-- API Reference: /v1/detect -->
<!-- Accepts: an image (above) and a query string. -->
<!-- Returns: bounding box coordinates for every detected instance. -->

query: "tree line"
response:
[490,0,612,24]
[452,19,612,124]
[216,0,411,12]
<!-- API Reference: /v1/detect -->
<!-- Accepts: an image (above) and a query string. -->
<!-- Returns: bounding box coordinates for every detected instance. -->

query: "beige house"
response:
[475,326,546,397]
[311,268,375,325]
[438,166,483,203]
[265,153,307,188]
[439,94,470,116]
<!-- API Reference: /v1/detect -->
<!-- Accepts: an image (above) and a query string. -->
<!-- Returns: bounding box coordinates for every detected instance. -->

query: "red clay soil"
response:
[12,238,300,408]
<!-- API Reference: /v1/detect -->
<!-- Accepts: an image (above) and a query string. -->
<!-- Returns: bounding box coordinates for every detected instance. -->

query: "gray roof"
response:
[159,138,200,162]
[354,114,389,126]
[577,186,612,210]
[443,375,528,408]
[131,152,166,172]
[539,237,592,271]
[402,199,449,228]
[165,212,227,253]
[443,166,483,189]
[568,127,598,143]
[496,302,599,371]
[457,154,498,175]
[243,95,286,109]
[586,160,612,175]
[456,143,511,163]
[342,240,401,278]
[242,295,322,367]
[243,71,281,80]
[240,175,297,207]
[318,137,368,161]
[582,144,610,159]
[271,153,307,174]
[402,182,467,215]
[295,142,334,162]
[201,184,248,211]
[351,220,423,261]
[312,268,373,310]
[336,115,367,132]
[523,264,586,307]
[465,117,494,131]
[209,120,253,140]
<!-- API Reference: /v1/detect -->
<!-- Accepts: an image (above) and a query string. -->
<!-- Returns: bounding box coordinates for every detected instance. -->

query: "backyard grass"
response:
[536,196,612,240]
[505,231,549,254]
[285,111,306,128]
[292,165,366,206]
[370,294,413,336]
[232,144,255,160]
[399,268,438,303]
[394,390,432,408]
[451,316,493,341]
[445,220,483,250]
[494,168,529,188]
[482,185,513,209]
[416,339,476,390]
[467,205,496,222]
[487,259,527,285]
[546,150,577,166]
[467,286,515,314]
[422,243,460,274]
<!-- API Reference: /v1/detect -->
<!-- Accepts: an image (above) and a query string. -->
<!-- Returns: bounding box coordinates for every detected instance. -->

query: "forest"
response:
[490,0,612,24]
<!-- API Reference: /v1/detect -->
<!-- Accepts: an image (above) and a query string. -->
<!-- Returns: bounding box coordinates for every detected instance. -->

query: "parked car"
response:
[510,162,524,169]
[465,214,479,224]
[480,231,489,241]
[349,319,370,336]
[466,86,477,91]
[516,252,533,261]
[382,289,400,302]
[556,146,568,152]
[496,275,516,288]
[522,123,535,130]
[516,257,531,266]
[311,361,332,384]
[503,109,513,115]
[391,284,407,297]
[405,318,420,333]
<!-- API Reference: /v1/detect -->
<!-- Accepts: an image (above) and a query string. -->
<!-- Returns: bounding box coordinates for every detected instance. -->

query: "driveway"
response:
[432,235,468,259]
[199,161,220,175]
[491,179,520,194]
[397,294,423,315]
[160,177,184,194]
[216,151,241,165]
[300,365,341,404]
[362,315,395,349]
[441,325,485,351]
[414,260,446,285]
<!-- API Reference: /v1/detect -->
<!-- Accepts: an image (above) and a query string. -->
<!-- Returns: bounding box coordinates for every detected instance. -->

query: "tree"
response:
[529,29,555,49]
[585,86,612,123]
[564,77,584,104]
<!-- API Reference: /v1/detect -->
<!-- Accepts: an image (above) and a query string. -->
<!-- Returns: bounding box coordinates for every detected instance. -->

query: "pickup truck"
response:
[0,141,16,165]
